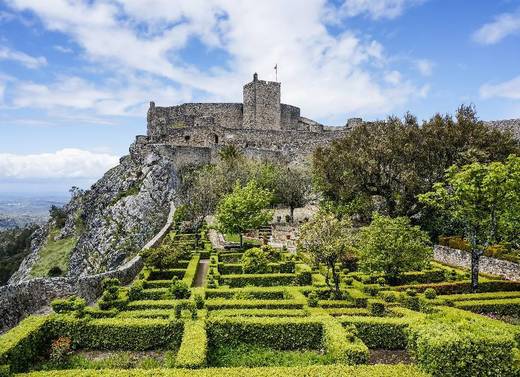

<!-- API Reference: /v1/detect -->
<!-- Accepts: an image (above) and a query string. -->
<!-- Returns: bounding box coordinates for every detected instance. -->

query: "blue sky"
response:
[1,0,520,195]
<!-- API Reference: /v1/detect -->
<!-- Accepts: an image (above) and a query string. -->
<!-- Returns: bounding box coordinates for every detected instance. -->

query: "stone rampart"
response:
[433,245,520,281]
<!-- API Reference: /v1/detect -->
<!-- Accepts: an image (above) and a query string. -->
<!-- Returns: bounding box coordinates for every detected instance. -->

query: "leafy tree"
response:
[49,205,67,228]
[312,105,519,226]
[141,242,188,270]
[419,155,520,291]
[241,247,270,274]
[356,214,432,282]
[215,180,273,248]
[297,211,355,295]
[274,166,311,222]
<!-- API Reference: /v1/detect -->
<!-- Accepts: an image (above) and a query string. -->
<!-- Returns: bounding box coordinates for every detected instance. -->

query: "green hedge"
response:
[205,287,286,300]
[217,252,243,263]
[205,299,304,310]
[218,263,243,275]
[143,280,172,289]
[207,317,323,350]
[136,288,168,300]
[338,316,410,349]
[454,298,520,316]
[148,269,186,281]
[439,290,520,302]
[50,316,183,350]
[12,364,431,377]
[126,300,179,310]
[175,318,207,368]
[407,308,516,377]
[319,300,357,308]
[322,316,368,364]
[208,309,308,318]
[395,280,520,295]
[0,315,51,372]
[183,253,201,287]
[116,309,173,319]
[325,308,371,317]
[220,273,297,288]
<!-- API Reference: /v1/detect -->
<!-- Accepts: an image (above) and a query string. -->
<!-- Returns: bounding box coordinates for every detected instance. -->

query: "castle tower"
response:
[243,73,281,130]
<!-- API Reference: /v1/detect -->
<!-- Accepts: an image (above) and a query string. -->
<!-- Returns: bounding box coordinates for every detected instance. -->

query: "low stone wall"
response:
[434,245,520,281]
[0,202,175,333]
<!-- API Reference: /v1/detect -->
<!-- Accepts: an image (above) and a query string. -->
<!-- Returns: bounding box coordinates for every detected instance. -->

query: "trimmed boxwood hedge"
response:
[148,269,186,281]
[407,308,517,377]
[220,273,298,288]
[395,280,520,295]
[205,287,287,300]
[0,315,51,372]
[208,309,308,318]
[11,364,431,377]
[175,318,207,368]
[207,317,323,350]
[205,299,305,310]
[50,316,183,350]
[183,253,201,287]
[337,315,411,349]
[116,309,173,319]
[454,297,520,316]
[321,316,369,364]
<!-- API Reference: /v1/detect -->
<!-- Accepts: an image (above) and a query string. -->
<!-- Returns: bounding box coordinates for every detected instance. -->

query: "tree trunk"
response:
[470,231,481,293]
[331,262,340,297]
[239,233,243,249]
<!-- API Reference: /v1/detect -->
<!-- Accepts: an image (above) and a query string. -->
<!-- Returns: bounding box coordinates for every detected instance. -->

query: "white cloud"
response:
[0,46,47,68]
[473,11,520,45]
[6,0,428,122]
[415,59,433,76]
[338,0,423,20]
[480,75,520,100]
[0,148,119,179]
[53,45,73,53]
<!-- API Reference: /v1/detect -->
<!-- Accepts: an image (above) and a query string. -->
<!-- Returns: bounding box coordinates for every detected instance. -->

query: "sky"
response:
[0,0,520,196]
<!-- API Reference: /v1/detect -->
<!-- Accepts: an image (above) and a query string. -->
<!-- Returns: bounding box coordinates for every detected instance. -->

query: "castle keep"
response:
[143,74,355,164]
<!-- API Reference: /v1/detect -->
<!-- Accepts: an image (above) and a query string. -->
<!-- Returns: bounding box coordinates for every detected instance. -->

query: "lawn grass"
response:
[30,228,77,277]
[208,343,335,367]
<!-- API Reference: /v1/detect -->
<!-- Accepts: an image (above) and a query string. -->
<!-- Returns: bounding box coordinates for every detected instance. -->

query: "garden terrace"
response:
[2,228,520,376]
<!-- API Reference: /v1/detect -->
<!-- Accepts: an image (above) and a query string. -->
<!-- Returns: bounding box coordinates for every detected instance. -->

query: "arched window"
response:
[184,135,190,143]
[214,134,219,144]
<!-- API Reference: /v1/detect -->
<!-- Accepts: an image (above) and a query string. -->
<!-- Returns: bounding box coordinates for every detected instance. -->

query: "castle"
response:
[141,73,358,164]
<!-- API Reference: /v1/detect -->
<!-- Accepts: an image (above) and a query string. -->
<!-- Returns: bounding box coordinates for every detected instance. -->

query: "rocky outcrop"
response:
[485,119,520,141]
[9,140,191,283]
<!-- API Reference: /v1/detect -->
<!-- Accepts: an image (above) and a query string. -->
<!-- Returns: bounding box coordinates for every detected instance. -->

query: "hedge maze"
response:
[1,229,520,377]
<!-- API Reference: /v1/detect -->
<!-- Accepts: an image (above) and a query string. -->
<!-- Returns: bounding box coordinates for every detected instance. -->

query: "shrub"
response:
[378,291,397,303]
[194,294,205,309]
[221,273,297,288]
[322,316,368,364]
[344,277,354,285]
[51,296,86,316]
[170,278,191,299]
[175,319,207,368]
[357,214,432,279]
[128,280,145,301]
[242,247,270,274]
[49,336,72,364]
[307,292,319,307]
[207,317,323,350]
[423,288,437,300]
[376,277,386,286]
[407,308,516,377]
[47,266,63,277]
[368,300,386,316]
[363,285,380,297]
[338,316,410,350]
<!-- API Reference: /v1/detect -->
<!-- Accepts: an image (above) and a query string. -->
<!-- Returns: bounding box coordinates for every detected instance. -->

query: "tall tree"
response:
[312,105,520,225]
[419,155,520,291]
[297,211,355,295]
[275,166,311,222]
[215,180,273,248]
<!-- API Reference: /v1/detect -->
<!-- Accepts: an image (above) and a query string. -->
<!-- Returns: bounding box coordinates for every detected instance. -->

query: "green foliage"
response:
[175,318,207,368]
[220,273,298,288]
[241,247,270,274]
[357,214,432,279]
[49,205,67,228]
[50,316,183,350]
[51,296,86,316]
[169,278,191,299]
[423,288,437,300]
[0,315,51,372]
[16,365,430,376]
[312,105,520,225]
[298,211,355,293]
[0,225,37,285]
[307,292,319,307]
[141,243,189,271]
[338,316,411,350]
[453,297,520,316]
[367,300,386,316]
[207,317,323,350]
[215,180,273,247]
[407,308,516,377]
[30,228,77,278]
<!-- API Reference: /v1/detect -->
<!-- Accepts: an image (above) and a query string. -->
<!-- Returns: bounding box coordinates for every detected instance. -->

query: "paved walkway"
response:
[193,259,209,287]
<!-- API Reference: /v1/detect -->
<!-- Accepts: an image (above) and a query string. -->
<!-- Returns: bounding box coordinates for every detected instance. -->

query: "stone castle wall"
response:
[243,78,281,130]
[434,245,520,281]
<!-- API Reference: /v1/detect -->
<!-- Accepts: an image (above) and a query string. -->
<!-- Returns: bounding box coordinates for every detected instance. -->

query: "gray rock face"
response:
[9,143,185,283]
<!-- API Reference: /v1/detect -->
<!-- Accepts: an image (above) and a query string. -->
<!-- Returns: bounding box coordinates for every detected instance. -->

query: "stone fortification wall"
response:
[147,102,244,140]
[280,104,301,130]
[433,245,520,281]
[0,256,143,333]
